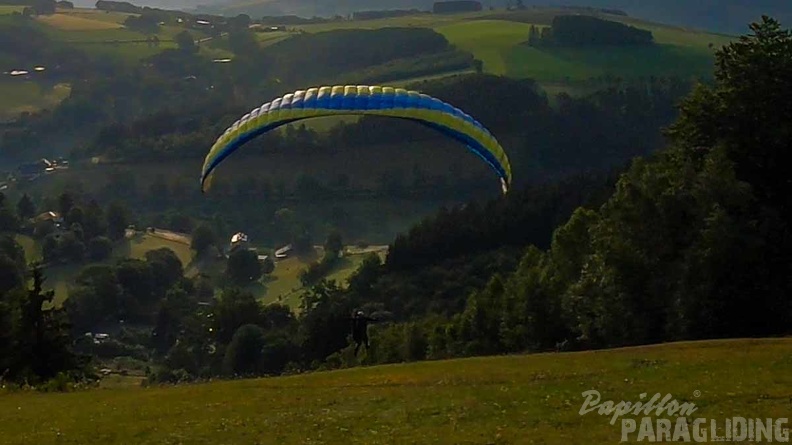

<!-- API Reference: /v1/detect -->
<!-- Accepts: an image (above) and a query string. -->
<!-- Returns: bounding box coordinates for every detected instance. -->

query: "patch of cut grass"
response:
[435,19,537,75]
[55,8,133,25]
[15,234,41,262]
[118,232,194,272]
[35,13,123,31]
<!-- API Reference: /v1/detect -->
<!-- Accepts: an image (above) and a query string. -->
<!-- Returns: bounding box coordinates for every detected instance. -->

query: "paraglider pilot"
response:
[351,310,376,356]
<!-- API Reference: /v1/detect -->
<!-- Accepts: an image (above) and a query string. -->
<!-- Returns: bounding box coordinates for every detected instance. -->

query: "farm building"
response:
[34,211,63,224]
[275,244,293,259]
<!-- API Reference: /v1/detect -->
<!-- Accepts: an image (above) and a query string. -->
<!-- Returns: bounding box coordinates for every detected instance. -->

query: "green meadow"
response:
[0,82,71,119]
[435,17,730,81]
[0,338,789,444]
[0,5,23,14]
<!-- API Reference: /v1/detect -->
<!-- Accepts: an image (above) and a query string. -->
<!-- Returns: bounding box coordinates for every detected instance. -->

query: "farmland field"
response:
[436,18,729,81]
[0,82,71,119]
[1,7,735,123]
[0,5,23,14]
[279,9,733,85]
[35,13,123,31]
[116,232,195,272]
[258,248,387,309]
[0,338,789,444]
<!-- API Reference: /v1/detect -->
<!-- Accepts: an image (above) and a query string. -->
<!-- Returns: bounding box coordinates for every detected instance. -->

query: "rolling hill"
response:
[0,5,733,121]
[0,6,225,120]
[195,0,792,35]
[0,338,789,444]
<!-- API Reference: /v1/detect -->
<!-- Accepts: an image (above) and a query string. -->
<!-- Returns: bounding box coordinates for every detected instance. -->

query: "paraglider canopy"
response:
[200,84,513,194]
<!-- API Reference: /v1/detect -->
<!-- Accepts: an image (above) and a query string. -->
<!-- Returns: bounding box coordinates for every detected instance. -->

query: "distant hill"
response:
[180,0,792,35]
[539,0,792,35]
[58,0,792,34]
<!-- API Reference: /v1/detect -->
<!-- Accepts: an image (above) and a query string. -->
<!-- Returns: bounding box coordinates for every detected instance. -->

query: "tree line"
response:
[527,15,654,47]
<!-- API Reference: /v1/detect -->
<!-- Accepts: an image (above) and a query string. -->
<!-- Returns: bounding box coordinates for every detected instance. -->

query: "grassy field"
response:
[50,7,133,25]
[435,17,730,81]
[31,9,194,62]
[116,232,195,272]
[253,29,291,46]
[0,82,71,119]
[15,232,196,307]
[0,338,789,444]
[251,247,387,309]
[287,9,733,88]
[436,20,535,76]
[35,13,124,31]
[0,5,23,14]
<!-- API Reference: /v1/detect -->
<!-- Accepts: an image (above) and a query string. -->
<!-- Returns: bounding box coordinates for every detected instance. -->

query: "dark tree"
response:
[58,192,74,216]
[88,236,113,261]
[106,202,128,241]
[222,324,266,376]
[0,193,18,233]
[226,248,262,285]
[16,194,36,220]
[10,266,84,383]
[261,256,275,275]
[548,15,654,46]
[145,247,184,293]
[228,29,259,56]
[190,223,216,256]
[212,288,264,343]
[668,16,792,222]
[323,230,343,260]
[174,31,197,54]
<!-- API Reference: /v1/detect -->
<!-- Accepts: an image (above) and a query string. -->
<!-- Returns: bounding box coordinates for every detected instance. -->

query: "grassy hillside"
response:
[0,82,71,120]
[14,7,729,84]
[0,338,789,444]
[0,4,23,14]
[0,6,206,117]
[0,7,730,123]
[257,247,388,309]
[438,21,719,81]
[15,231,195,307]
[285,10,732,85]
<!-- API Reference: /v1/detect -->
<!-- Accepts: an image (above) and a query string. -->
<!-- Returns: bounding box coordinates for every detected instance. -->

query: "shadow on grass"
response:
[507,42,715,80]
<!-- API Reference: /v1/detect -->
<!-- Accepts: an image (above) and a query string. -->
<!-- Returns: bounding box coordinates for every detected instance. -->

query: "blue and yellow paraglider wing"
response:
[200,85,512,194]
